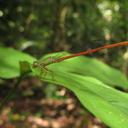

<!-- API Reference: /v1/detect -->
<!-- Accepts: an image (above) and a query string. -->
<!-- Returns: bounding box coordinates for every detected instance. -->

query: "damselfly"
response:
[32,41,128,77]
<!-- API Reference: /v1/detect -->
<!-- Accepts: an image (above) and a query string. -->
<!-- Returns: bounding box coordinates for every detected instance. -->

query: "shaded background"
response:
[0,0,128,128]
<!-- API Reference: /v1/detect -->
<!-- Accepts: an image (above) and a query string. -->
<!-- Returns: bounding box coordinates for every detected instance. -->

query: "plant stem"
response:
[0,75,24,111]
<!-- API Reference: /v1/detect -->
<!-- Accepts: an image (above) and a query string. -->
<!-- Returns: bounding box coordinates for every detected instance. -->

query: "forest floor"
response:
[0,78,107,128]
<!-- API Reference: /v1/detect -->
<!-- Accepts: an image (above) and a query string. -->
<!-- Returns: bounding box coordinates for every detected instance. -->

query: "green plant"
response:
[0,46,128,128]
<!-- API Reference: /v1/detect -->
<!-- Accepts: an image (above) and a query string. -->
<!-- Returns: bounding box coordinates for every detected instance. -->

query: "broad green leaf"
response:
[0,47,35,78]
[31,52,128,128]
[31,66,128,128]
[41,52,128,88]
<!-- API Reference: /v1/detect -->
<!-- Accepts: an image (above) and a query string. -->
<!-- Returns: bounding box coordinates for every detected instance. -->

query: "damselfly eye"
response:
[32,61,38,68]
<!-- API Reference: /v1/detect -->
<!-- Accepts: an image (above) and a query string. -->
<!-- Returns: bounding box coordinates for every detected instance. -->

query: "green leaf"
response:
[0,47,35,78]
[32,69,128,128]
[31,52,128,128]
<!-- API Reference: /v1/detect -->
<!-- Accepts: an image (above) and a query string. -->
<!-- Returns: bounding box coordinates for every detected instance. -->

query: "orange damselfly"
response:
[33,41,128,75]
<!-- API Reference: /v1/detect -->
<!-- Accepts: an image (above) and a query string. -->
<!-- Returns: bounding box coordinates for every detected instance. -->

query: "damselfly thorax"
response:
[32,56,58,79]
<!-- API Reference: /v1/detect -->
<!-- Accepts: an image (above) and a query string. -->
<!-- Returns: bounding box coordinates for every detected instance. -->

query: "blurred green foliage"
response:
[0,0,127,55]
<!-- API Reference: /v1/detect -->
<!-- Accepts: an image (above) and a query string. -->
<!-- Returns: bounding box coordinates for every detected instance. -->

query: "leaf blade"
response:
[0,47,35,78]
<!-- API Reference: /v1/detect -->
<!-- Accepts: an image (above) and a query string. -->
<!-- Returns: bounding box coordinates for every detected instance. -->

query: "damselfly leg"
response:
[32,56,56,80]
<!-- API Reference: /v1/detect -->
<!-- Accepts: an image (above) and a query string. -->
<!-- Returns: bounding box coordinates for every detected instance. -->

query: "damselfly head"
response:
[32,61,38,68]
